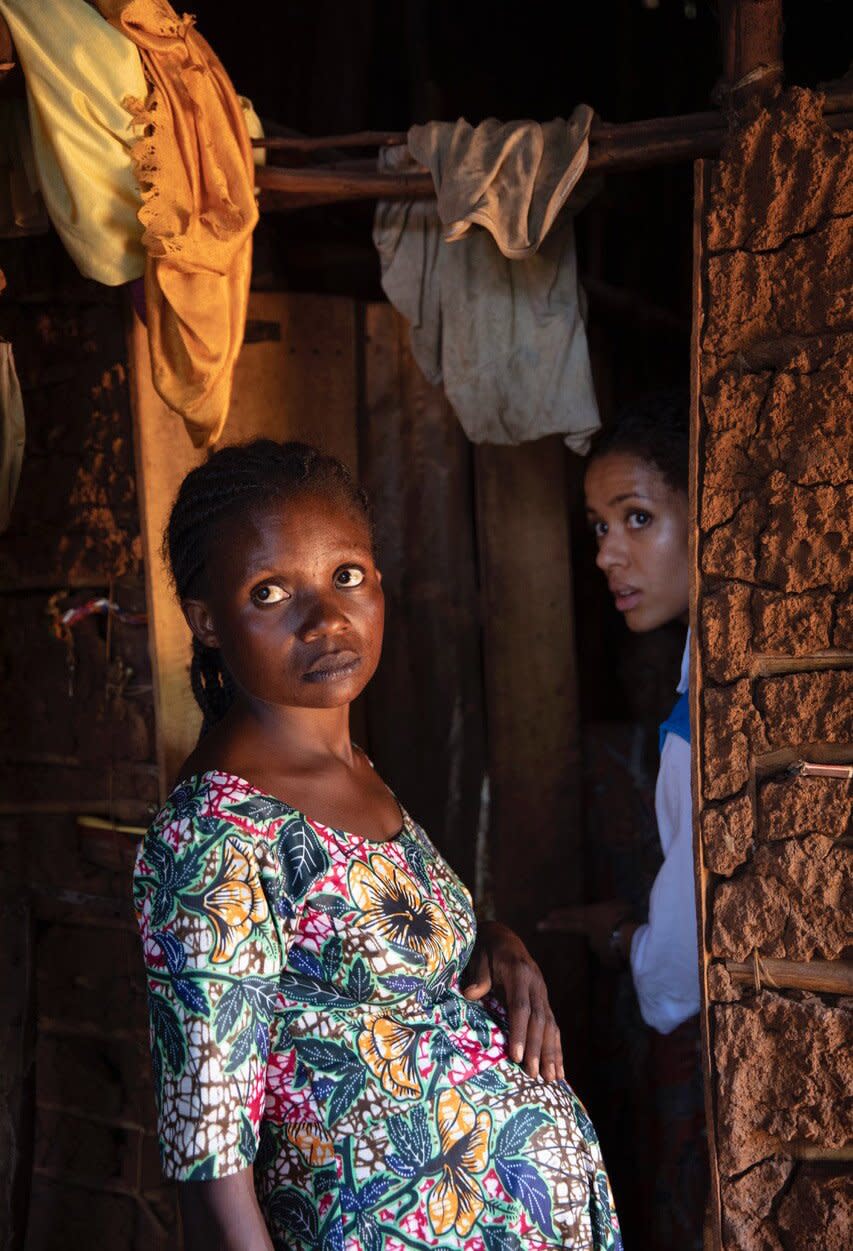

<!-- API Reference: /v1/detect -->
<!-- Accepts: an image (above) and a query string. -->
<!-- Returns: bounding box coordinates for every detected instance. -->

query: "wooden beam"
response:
[255,90,853,211]
[718,0,784,102]
[724,956,853,996]
[689,156,723,1251]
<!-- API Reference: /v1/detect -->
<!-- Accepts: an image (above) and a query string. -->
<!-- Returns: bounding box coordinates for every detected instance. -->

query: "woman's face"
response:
[183,491,384,710]
[584,451,689,633]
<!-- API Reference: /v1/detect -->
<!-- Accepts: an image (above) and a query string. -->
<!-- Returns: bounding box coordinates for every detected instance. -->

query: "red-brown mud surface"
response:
[698,87,853,1251]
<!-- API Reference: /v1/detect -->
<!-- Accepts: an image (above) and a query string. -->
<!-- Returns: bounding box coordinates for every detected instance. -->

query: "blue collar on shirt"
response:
[659,689,690,753]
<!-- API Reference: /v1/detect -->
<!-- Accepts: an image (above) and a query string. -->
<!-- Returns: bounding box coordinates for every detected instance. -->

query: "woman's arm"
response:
[461,920,565,1083]
[628,735,700,1033]
[179,1168,275,1251]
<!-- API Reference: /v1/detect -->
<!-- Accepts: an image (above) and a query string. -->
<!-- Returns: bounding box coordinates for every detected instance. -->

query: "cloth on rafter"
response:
[0,338,25,532]
[373,112,601,452]
[0,99,48,237]
[0,0,147,282]
[93,0,258,447]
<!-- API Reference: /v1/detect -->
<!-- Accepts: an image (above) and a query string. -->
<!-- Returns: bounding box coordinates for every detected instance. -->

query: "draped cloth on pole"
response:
[0,0,147,283]
[95,0,258,447]
[374,113,601,452]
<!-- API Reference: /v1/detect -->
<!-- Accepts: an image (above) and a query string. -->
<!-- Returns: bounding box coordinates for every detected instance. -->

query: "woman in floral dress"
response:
[134,440,622,1251]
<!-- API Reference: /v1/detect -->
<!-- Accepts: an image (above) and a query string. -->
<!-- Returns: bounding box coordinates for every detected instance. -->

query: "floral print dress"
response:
[134,772,622,1251]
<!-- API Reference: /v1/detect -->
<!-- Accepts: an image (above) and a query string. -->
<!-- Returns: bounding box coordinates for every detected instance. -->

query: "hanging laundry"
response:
[94,0,258,447]
[0,99,48,237]
[0,0,147,284]
[0,338,24,532]
[374,113,601,453]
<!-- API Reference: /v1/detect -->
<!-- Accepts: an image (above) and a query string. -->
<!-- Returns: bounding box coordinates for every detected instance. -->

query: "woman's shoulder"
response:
[143,771,299,854]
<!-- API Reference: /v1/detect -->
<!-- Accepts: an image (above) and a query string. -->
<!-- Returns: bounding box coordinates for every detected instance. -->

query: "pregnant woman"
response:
[134,440,622,1251]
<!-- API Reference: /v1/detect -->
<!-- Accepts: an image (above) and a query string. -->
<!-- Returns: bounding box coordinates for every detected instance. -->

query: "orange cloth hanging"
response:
[95,0,258,447]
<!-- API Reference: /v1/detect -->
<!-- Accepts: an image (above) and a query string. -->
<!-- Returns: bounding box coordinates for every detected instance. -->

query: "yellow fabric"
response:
[95,0,258,447]
[0,0,146,284]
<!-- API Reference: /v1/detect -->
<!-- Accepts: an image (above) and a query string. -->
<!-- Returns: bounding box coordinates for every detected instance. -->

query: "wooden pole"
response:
[473,439,587,1073]
[690,156,723,1251]
[717,0,784,103]
[251,91,853,155]
[724,957,853,997]
[255,98,852,211]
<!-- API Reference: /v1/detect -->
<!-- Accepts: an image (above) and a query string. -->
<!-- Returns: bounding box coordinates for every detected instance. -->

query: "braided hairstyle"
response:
[165,439,373,732]
[586,389,689,495]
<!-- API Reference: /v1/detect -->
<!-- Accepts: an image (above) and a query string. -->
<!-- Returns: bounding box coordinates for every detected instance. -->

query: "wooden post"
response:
[690,157,723,1251]
[717,0,784,103]
[474,439,587,1064]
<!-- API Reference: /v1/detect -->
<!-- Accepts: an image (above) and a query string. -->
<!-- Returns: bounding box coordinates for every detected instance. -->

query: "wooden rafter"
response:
[255,88,853,211]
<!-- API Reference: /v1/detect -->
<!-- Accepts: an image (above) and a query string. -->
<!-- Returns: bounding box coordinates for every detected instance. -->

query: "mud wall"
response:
[695,89,852,1250]
[0,238,179,1249]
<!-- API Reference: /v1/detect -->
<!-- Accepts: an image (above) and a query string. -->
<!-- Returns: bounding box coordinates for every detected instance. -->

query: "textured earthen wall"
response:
[0,241,178,1249]
[696,90,852,1250]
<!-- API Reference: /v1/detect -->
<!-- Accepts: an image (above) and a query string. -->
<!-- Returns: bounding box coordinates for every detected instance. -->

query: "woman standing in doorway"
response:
[134,440,623,1251]
[541,393,706,1249]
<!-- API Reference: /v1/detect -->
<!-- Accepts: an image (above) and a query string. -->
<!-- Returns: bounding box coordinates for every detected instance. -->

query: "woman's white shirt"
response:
[628,635,701,1034]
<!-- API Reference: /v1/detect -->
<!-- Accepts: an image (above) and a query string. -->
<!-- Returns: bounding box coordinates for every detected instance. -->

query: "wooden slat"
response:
[724,956,853,996]
[473,438,586,1062]
[128,291,361,797]
[125,304,205,798]
[690,157,723,1251]
[360,304,486,888]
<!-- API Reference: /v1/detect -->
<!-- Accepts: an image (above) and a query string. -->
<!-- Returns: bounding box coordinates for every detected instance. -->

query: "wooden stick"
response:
[724,956,853,996]
[255,108,852,211]
[253,130,408,151]
[790,761,853,781]
[250,90,853,153]
[76,813,147,837]
[718,0,784,102]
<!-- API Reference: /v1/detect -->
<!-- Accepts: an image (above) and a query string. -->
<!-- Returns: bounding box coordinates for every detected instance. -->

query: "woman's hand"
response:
[538,900,634,968]
[461,920,565,1083]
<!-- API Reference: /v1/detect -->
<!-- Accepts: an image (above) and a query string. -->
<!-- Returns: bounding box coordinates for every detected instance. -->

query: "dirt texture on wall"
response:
[696,88,852,1251]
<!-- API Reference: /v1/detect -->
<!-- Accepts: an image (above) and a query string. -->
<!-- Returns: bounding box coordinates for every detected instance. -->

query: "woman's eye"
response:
[628,511,651,529]
[251,584,288,605]
[334,565,365,589]
[591,520,607,539]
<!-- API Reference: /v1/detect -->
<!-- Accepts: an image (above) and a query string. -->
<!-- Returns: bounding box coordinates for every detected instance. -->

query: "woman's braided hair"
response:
[586,389,689,494]
[165,439,372,732]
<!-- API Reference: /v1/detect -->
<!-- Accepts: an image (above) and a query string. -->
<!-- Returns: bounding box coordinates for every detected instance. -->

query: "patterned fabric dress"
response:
[133,772,623,1251]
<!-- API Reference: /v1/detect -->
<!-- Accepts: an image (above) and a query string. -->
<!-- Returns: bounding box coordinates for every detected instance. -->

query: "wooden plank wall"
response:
[360,304,486,890]
[0,250,178,1249]
[474,441,587,1062]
